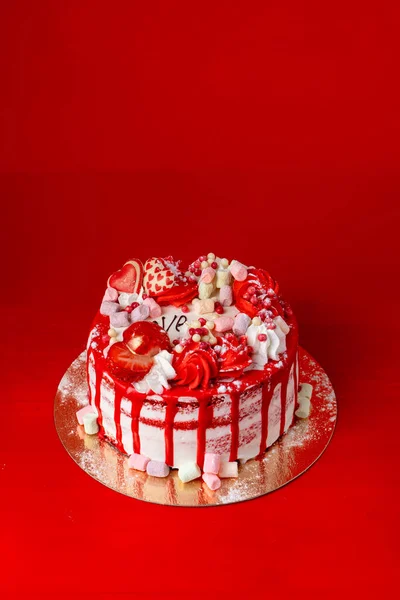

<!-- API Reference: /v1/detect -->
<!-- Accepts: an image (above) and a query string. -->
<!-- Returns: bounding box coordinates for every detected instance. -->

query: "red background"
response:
[1,1,399,598]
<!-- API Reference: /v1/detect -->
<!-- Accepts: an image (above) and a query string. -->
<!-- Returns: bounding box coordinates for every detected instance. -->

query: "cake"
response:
[84,253,302,487]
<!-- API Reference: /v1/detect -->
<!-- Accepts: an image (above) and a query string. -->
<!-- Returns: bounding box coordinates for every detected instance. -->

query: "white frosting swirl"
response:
[133,350,176,395]
[246,316,289,369]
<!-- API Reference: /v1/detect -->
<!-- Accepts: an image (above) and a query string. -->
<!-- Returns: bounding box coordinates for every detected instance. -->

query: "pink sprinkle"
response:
[198,317,206,326]
[258,333,267,341]
[181,305,189,313]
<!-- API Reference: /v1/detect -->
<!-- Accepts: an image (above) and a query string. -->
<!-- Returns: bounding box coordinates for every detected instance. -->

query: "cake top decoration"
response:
[92,253,294,393]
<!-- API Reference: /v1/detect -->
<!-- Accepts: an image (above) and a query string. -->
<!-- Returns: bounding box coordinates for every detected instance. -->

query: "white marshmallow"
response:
[178,462,201,483]
[83,413,99,435]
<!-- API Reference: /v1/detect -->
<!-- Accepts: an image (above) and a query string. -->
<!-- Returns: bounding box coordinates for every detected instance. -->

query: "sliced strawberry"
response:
[123,321,171,355]
[108,342,154,381]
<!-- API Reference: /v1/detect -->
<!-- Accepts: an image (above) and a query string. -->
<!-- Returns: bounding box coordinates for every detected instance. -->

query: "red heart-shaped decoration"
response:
[148,273,154,281]
[108,259,144,294]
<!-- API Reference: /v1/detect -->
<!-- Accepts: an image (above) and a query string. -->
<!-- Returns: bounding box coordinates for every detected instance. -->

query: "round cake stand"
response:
[54,347,337,506]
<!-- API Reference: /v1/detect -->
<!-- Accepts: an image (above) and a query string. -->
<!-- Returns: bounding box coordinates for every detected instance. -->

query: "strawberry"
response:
[108,343,154,382]
[122,321,171,355]
[108,322,171,382]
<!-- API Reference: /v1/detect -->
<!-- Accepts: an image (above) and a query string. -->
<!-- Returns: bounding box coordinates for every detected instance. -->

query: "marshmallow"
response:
[202,473,221,491]
[219,462,239,478]
[110,310,130,328]
[275,315,290,335]
[130,304,150,323]
[100,301,120,316]
[215,269,232,288]
[146,460,170,478]
[128,453,150,472]
[192,298,215,314]
[214,316,234,333]
[198,281,215,300]
[219,284,233,307]
[143,297,162,318]
[76,405,96,425]
[178,462,201,483]
[103,287,118,302]
[295,383,313,418]
[200,267,216,284]
[203,453,221,474]
[233,312,251,336]
[229,259,248,282]
[83,413,99,435]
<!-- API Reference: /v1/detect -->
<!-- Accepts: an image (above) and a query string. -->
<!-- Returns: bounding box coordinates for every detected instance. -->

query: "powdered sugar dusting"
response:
[58,351,88,406]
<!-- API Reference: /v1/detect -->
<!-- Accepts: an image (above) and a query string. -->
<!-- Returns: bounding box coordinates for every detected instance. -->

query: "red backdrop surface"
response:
[1,2,399,599]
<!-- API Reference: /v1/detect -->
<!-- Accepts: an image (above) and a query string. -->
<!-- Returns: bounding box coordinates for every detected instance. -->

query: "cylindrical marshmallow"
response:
[214,316,234,333]
[200,267,216,284]
[100,301,120,316]
[295,384,313,419]
[295,398,311,419]
[229,259,248,282]
[130,304,150,323]
[298,383,313,401]
[203,453,221,474]
[198,281,215,300]
[233,312,251,336]
[275,315,290,334]
[219,462,239,478]
[143,297,162,318]
[202,473,221,491]
[110,310,131,328]
[103,287,119,302]
[128,453,150,472]
[178,462,201,483]
[219,284,233,307]
[215,269,232,289]
[146,460,170,478]
[83,413,99,435]
[76,405,96,425]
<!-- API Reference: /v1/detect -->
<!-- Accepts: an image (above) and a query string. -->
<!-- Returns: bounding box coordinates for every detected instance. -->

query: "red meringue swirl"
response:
[173,343,218,389]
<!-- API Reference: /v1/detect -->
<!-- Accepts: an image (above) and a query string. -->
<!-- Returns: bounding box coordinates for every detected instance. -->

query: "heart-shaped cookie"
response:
[108,259,144,294]
[143,257,175,296]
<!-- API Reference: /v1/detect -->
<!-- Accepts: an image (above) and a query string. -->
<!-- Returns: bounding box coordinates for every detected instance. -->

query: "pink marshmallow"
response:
[146,460,170,478]
[130,304,150,323]
[100,301,120,316]
[128,453,150,472]
[219,461,239,478]
[192,298,215,314]
[233,312,251,336]
[230,259,248,282]
[214,316,234,333]
[219,284,233,307]
[76,405,96,425]
[143,297,162,318]
[103,287,119,302]
[203,453,221,474]
[202,473,221,491]
[200,267,216,284]
[110,310,130,328]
